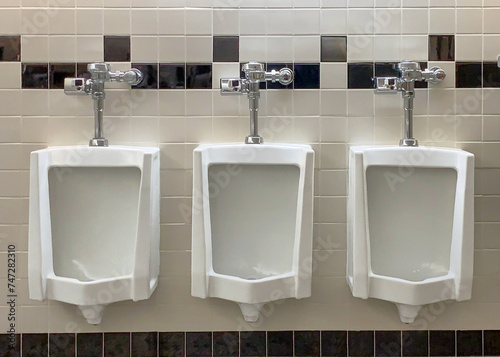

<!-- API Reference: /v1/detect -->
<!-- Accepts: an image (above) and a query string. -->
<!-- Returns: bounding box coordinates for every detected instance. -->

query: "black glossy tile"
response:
[49,333,75,357]
[429,330,455,357]
[159,63,185,89]
[321,331,347,357]
[22,63,48,89]
[456,62,482,88]
[186,332,212,357]
[213,331,239,357]
[295,331,320,357]
[104,36,130,62]
[268,331,293,357]
[457,330,482,356]
[159,332,185,357]
[294,63,320,89]
[213,36,239,62]
[374,62,399,77]
[240,331,266,357]
[267,63,293,89]
[77,63,91,79]
[484,330,500,356]
[104,332,130,357]
[429,35,454,61]
[483,62,500,88]
[0,36,20,61]
[375,331,401,357]
[22,333,48,357]
[348,331,374,357]
[77,333,103,357]
[132,332,157,357]
[186,64,212,89]
[321,36,347,62]
[49,63,76,89]
[131,63,158,89]
[0,334,20,356]
[402,331,428,357]
[348,63,374,89]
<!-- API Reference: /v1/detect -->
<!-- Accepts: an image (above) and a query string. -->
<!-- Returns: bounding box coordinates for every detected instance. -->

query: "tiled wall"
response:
[3,330,500,356]
[1,0,500,341]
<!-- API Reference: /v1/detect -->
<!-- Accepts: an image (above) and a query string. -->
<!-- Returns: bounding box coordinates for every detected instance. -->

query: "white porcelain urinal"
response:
[29,145,160,324]
[191,143,314,322]
[347,146,474,323]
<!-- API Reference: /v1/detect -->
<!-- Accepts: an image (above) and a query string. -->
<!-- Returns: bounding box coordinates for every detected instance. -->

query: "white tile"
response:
[0,117,21,144]
[483,89,500,115]
[186,8,212,35]
[375,0,401,6]
[456,115,482,141]
[400,35,428,61]
[239,9,267,35]
[213,9,239,35]
[131,9,158,35]
[0,9,21,35]
[347,116,374,143]
[428,89,455,115]
[158,9,185,36]
[267,9,294,35]
[483,116,500,141]
[428,61,455,88]
[159,91,185,116]
[239,36,266,62]
[483,35,500,61]
[159,37,186,62]
[456,8,482,34]
[158,0,185,7]
[48,9,76,35]
[76,36,104,62]
[374,94,403,116]
[320,117,347,142]
[21,91,49,116]
[186,90,212,116]
[349,0,374,7]
[374,35,401,61]
[0,63,21,89]
[293,9,320,35]
[348,9,374,34]
[21,36,48,62]
[457,0,482,5]
[267,0,293,7]
[402,8,428,34]
[484,8,500,33]
[429,8,455,34]
[185,36,213,62]
[76,9,103,35]
[374,8,401,34]
[347,35,374,61]
[76,0,102,6]
[320,9,347,34]
[294,0,320,7]
[429,0,455,6]
[455,35,483,62]
[293,90,320,116]
[456,89,483,115]
[213,91,240,116]
[266,36,293,62]
[48,36,76,62]
[402,0,428,7]
[103,9,131,35]
[321,90,347,116]
[21,9,49,35]
[293,36,320,62]
[131,36,158,62]
[347,90,374,117]
[321,63,347,89]
[321,0,347,7]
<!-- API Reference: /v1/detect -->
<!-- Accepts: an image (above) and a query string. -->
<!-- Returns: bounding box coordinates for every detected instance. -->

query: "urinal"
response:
[29,145,160,324]
[347,61,474,323]
[192,143,314,321]
[191,62,314,322]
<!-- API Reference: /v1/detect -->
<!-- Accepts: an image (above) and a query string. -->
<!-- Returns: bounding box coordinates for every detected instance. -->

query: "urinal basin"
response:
[192,143,314,321]
[29,145,160,324]
[347,146,474,322]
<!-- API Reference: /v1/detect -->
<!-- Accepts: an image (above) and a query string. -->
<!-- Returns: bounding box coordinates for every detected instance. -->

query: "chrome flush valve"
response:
[374,60,446,147]
[64,62,143,146]
[220,61,294,144]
